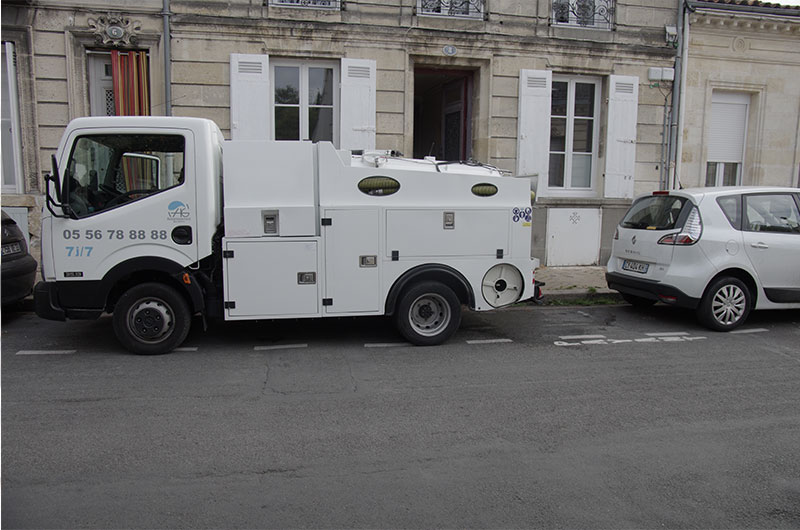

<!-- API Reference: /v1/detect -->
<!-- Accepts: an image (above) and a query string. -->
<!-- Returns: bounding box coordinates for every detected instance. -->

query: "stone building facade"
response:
[4,0,793,269]
[679,0,800,190]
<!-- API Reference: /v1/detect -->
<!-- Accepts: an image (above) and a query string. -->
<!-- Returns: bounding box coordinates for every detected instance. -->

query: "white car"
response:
[606,187,800,331]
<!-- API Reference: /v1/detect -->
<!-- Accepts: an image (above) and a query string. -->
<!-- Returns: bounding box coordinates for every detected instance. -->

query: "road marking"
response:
[174,347,198,352]
[556,334,707,347]
[16,350,76,355]
[730,328,768,334]
[364,342,411,348]
[254,344,308,351]
[466,338,513,345]
[645,332,690,337]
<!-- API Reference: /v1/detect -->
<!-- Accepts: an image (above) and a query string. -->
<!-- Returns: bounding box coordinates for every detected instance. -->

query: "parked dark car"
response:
[2,210,37,306]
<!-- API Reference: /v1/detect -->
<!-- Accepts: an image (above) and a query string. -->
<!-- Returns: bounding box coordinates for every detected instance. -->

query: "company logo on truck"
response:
[168,201,191,221]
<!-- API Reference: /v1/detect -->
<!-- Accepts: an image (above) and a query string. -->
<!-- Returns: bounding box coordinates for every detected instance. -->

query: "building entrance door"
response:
[413,69,473,160]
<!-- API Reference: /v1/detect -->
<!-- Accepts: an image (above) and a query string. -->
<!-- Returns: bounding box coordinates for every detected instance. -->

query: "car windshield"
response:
[621,195,688,230]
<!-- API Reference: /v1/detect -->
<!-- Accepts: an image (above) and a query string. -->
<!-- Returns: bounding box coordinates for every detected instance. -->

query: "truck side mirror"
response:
[45,154,68,218]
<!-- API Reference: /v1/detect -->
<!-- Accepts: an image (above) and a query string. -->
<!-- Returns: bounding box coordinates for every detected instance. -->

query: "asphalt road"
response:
[2,304,799,529]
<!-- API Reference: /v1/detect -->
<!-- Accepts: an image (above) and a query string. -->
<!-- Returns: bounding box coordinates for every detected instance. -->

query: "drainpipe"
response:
[668,0,690,190]
[162,0,172,116]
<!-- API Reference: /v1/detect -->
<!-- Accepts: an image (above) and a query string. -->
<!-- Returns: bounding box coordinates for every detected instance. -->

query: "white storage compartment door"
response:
[323,209,381,314]
[386,209,509,258]
[224,239,319,319]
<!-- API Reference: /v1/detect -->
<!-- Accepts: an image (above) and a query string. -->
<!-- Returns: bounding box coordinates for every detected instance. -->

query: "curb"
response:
[539,289,622,304]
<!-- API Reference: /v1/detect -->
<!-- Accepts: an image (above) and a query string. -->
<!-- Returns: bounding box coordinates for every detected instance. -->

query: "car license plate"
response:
[1,242,21,256]
[622,259,649,274]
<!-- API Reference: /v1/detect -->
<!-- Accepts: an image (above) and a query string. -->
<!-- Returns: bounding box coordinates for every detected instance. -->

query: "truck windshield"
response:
[64,134,185,218]
[621,195,688,230]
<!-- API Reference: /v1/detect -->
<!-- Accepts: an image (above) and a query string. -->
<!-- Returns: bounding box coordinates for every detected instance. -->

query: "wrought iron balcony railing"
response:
[418,0,485,19]
[269,0,341,9]
[552,0,614,29]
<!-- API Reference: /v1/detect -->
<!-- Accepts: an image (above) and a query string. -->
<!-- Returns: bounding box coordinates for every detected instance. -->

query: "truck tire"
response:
[112,282,192,355]
[395,281,461,346]
[696,276,751,332]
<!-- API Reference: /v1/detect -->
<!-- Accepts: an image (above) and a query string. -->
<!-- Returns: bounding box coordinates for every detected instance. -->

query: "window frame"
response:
[270,59,340,146]
[2,41,24,195]
[547,75,602,197]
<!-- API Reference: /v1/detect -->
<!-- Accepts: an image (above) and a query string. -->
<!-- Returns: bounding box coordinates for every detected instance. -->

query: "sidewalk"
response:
[535,265,620,303]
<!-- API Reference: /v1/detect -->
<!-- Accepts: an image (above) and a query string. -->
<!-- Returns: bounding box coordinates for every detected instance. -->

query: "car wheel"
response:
[395,281,461,346]
[621,293,657,308]
[697,277,751,332]
[112,282,191,355]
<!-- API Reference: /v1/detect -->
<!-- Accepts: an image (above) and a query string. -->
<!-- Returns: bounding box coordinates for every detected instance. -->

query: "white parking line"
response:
[254,344,308,351]
[645,332,690,337]
[466,339,514,345]
[559,335,606,340]
[364,342,411,348]
[730,328,769,334]
[16,350,76,355]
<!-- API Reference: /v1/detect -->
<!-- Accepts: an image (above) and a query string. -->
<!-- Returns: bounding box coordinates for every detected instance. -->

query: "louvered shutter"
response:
[604,75,638,198]
[340,58,376,151]
[230,54,270,141]
[517,70,552,189]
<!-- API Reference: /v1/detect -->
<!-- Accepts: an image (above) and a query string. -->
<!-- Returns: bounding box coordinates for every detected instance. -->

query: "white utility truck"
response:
[35,117,539,354]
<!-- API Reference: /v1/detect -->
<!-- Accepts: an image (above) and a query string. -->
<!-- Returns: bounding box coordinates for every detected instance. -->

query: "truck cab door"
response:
[49,130,198,283]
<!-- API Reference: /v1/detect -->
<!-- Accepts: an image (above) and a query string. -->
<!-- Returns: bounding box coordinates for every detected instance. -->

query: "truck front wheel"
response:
[112,282,192,355]
[395,281,461,346]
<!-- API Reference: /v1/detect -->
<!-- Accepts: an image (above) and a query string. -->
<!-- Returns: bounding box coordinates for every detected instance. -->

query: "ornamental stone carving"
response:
[87,13,142,46]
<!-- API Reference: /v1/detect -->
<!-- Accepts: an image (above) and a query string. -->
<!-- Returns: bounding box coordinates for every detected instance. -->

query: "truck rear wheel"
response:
[395,281,461,346]
[112,282,191,355]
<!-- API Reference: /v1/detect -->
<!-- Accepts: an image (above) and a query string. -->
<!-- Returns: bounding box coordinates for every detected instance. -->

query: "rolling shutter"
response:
[604,75,638,199]
[230,53,270,141]
[708,92,749,163]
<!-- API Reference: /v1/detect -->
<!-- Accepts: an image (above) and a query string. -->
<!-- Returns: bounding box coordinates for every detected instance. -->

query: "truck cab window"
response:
[65,134,185,217]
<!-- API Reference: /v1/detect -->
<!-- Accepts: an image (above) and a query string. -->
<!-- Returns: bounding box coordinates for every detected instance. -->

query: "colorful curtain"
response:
[111,50,150,117]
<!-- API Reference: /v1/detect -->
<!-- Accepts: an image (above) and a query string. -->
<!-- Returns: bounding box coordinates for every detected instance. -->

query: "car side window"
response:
[744,194,800,234]
[64,134,185,218]
[717,196,741,229]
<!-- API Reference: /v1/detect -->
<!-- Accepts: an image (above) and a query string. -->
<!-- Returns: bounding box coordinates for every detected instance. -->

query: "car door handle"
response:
[750,242,769,249]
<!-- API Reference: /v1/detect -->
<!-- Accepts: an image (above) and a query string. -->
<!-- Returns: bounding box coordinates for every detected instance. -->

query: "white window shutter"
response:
[604,75,638,198]
[340,58,376,151]
[230,54,270,141]
[517,70,552,187]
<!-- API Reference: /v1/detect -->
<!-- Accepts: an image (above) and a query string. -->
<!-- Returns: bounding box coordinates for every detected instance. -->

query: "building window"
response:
[2,42,23,194]
[705,91,749,187]
[269,0,340,8]
[88,50,150,117]
[418,0,485,19]
[552,0,614,29]
[271,61,339,144]
[548,77,601,190]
